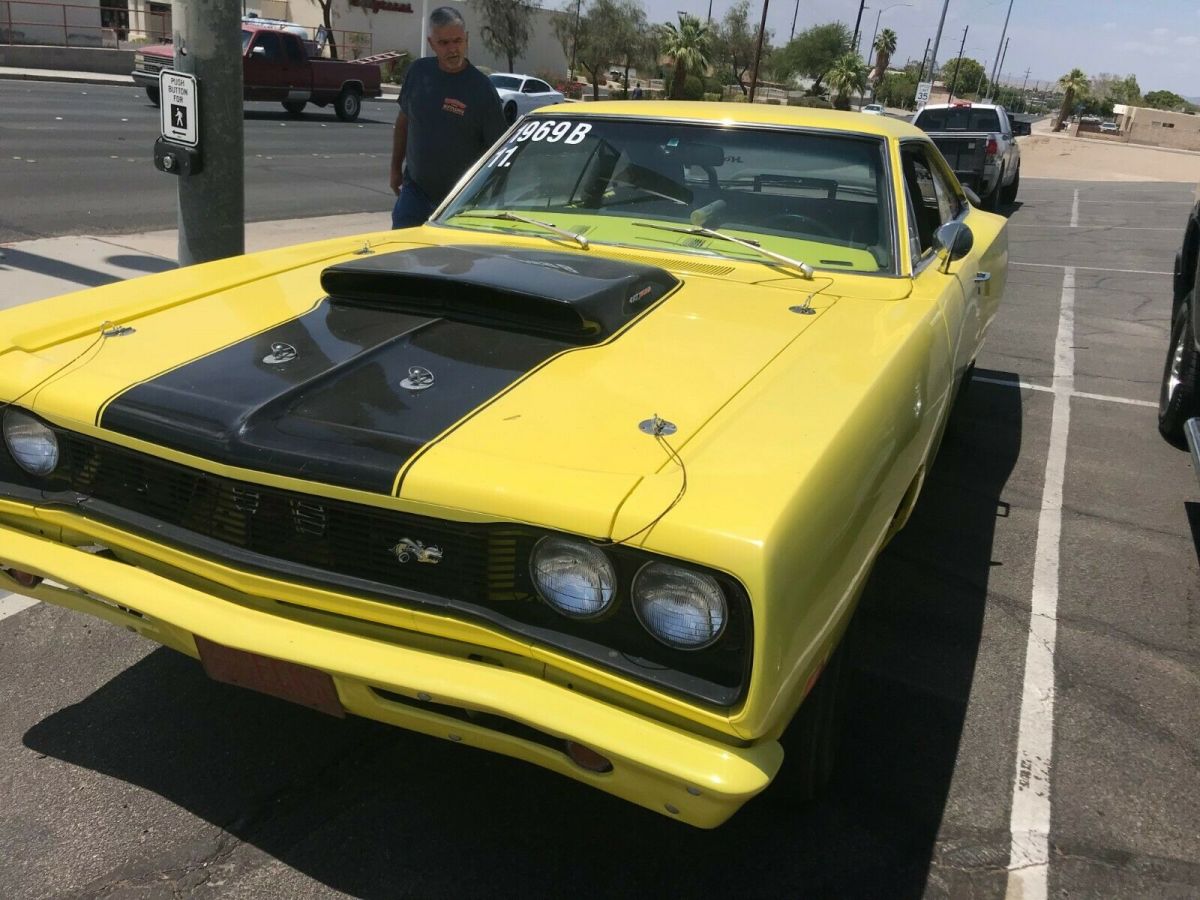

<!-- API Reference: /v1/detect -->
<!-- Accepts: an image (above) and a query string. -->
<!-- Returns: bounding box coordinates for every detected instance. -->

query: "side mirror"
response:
[1012,120,1031,136]
[251,45,267,58]
[934,221,974,272]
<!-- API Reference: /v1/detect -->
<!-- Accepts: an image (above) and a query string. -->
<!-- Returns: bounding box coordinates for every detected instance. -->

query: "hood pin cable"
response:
[599,415,688,546]
[0,320,118,415]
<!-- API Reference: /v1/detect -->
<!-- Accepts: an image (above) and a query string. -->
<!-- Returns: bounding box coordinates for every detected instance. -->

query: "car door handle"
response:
[974,272,991,283]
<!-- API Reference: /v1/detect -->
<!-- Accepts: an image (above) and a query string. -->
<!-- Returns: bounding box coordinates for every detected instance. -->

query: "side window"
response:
[902,144,965,260]
[252,32,282,62]
[531,80,553,94]
[283,35,306,64]
[521,80,540,94]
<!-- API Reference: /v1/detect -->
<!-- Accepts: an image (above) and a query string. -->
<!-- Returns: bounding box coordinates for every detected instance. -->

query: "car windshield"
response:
[489,75,523,90]
[438,117,895,274]
[915,107,1002,132]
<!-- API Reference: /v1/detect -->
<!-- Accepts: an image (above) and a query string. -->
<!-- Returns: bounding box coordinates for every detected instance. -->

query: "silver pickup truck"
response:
[912,102,1029,209]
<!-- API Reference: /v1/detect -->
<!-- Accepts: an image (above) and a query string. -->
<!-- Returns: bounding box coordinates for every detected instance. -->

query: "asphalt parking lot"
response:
[1,178,1198,898]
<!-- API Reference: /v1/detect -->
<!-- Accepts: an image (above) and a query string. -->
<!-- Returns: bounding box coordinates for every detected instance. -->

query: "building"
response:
[1116,105,1200,151]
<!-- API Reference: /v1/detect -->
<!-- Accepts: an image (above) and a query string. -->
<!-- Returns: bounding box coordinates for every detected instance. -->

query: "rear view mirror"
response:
[934,221,974,272]
[1012,120,1031,137]
[667,141,725,168]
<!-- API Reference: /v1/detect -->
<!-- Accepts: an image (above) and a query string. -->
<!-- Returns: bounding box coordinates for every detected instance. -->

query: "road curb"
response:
[0,69,134,87]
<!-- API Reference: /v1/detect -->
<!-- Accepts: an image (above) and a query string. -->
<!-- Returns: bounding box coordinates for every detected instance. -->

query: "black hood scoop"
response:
[320,245,678,344]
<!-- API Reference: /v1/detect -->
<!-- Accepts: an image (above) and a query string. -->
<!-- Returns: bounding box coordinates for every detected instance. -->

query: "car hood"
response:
[14,241,909,535]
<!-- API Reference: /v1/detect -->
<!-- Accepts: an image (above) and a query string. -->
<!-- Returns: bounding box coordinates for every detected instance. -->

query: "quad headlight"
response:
[2,408,59,476]
[530,536,617,619]
[632,562,727,650]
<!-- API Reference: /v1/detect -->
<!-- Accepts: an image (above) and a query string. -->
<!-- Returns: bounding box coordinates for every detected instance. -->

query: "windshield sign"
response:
[438,118,895,274]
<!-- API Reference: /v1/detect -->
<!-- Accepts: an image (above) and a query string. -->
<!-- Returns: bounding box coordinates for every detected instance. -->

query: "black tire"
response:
[771,633,850,803]
[504,100,518,124]
[1159,293,1200,446]
[282,99,307,116]
[984,168,1003,211]
[334,88,362,122]
[1001,165,1020,205]
[145,85,160,107]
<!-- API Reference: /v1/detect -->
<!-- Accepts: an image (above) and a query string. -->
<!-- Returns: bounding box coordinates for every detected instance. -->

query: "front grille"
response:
[137,57,168,76]
[56,434,533,603]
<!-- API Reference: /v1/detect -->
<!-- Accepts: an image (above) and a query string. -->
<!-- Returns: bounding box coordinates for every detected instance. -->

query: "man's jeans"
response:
[391,177,435,229]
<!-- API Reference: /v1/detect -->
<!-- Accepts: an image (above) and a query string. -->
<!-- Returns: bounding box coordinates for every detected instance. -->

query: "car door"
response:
[900,141,986,386]
[520,78,557,114]
[244,31,287,101]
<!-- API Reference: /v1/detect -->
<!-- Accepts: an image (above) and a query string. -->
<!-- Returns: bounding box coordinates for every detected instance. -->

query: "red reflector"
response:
[985,138,999,156]
[566,740,613,773]
[4,568,43,589]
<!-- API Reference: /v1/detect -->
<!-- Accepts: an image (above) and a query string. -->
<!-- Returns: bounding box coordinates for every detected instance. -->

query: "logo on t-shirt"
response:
[443,97,466,116]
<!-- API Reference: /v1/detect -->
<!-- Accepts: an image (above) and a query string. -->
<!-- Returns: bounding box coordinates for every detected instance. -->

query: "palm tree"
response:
[871,28,897,88]
[826,52,868,110]
[659,13,711,100]
[1056,68,1089,132]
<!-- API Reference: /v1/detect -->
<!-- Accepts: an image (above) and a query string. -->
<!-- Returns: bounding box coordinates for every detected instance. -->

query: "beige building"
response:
[1117,105,1200,151]
[1,0,170,45]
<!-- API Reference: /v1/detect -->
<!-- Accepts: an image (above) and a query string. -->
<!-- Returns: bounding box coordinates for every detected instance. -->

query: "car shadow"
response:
[22,375,1024,898]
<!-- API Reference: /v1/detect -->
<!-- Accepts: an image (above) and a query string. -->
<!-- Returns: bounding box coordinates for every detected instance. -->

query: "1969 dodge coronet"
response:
[0,102,1006,827]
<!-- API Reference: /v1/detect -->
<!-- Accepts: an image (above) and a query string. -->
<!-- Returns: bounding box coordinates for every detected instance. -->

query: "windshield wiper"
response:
[453,211,589,250]
[632,221,814,278]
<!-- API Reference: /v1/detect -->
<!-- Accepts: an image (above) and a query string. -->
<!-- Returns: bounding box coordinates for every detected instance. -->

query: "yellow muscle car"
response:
[0,102,1006,827]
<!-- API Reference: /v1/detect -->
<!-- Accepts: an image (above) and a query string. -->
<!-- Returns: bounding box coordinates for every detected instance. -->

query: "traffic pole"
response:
[174,0,244,265]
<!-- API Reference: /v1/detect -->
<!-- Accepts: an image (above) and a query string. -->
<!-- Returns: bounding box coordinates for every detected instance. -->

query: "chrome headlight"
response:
[2,408,59,476]
[530,536,616,619]
[632,562,727,650]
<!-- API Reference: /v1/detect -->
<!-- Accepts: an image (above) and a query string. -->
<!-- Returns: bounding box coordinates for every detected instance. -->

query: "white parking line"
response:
[1009,224,1178,231]
[1011,261,1172,276]
[0,592,38,622]
[1071,189,1079,227]
[972,376,1157,408]
[1004,266,1072,900]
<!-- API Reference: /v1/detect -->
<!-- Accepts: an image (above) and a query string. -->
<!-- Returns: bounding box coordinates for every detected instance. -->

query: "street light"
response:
[867,3,911,65]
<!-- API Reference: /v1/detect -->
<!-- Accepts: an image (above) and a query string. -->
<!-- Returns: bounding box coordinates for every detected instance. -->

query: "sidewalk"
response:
[1,212,385,310]
[0,65,400,94]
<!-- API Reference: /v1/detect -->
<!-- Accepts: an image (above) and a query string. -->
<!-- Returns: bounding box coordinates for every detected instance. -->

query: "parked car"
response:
[1100,121,1119,133]
[132,21,385,121]
[488,73,566,123]
[1158,203,1200,471]
[0,102,1008,828]
[912,101,1028,209]
[861,103,886,115]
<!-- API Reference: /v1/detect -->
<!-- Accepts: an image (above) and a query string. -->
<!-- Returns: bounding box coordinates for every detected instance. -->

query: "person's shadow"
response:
[23,374,1024,898]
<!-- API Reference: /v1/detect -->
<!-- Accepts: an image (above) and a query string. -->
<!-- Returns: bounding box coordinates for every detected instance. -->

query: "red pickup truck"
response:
[132,24,384,122]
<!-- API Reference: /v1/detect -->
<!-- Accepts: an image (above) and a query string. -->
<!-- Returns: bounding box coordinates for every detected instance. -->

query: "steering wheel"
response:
[762,213,836,238]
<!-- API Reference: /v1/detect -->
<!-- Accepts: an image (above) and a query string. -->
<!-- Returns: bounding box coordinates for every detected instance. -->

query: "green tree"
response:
[1144,89,1188,111]
[659,13,712,100]
[712,0,762,96]
[1055,68,1089,131]
[770,22,850,95]
[870,27,897,89]
[479,0,539,72]
[825,51,868,110]
[573,0,634,100]
[877,70,916,108]
[942,56,984,98]
[614,1,653,97]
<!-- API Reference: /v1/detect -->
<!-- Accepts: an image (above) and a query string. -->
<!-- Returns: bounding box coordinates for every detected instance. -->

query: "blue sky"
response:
[635,0,1200,96]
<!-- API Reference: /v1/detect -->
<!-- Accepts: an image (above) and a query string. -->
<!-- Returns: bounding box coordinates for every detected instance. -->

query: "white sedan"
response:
[488,73,566,124]
[861,103,886,115]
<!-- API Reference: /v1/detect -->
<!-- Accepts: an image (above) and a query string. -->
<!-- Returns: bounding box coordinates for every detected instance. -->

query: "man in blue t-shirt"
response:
[389,6,506,228]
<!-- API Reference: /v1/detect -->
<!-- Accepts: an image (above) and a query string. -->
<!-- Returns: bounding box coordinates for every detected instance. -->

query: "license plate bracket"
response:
[196,636,345,718]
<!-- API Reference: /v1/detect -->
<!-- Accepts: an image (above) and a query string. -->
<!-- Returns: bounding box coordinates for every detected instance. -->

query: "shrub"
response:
[788,96,833,108]
[703,92,722,102]
[682,75,704,100]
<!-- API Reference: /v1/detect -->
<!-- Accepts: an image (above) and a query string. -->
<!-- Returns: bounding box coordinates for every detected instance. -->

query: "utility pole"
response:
[993,35,1010,100]
[748,0,771,103]
[947,25,967,102]
[174,0,243,264]
[988,0,1014,92]
[1019,66,1030,111]
[915,37,931,84]
[926,0,951,91]
[851,0,868,58]
[790,0,799,40]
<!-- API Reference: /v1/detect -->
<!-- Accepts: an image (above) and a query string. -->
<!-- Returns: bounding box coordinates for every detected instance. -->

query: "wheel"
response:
[983,168,1003,211]
[282,99,307,116]
[334,88,362,122]
[504,100,518,124]
[1159,293,1200,446]
[762,213,836,238]
[145,85,160,107]
[771,632,850,803]
[1000,165,1020,205]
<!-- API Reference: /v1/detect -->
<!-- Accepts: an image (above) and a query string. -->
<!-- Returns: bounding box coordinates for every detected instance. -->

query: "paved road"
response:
[0,180,1198,898]
[0,80,398,242]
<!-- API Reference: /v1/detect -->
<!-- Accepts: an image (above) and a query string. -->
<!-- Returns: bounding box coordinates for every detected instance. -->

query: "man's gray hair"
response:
[429,6,465,28]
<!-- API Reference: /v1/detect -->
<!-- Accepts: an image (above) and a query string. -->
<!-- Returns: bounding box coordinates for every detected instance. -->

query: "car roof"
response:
[529,100,925,138]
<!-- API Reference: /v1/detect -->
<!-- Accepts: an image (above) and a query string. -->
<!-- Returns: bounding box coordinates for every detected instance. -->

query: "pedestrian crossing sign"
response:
[160,70,198,147]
